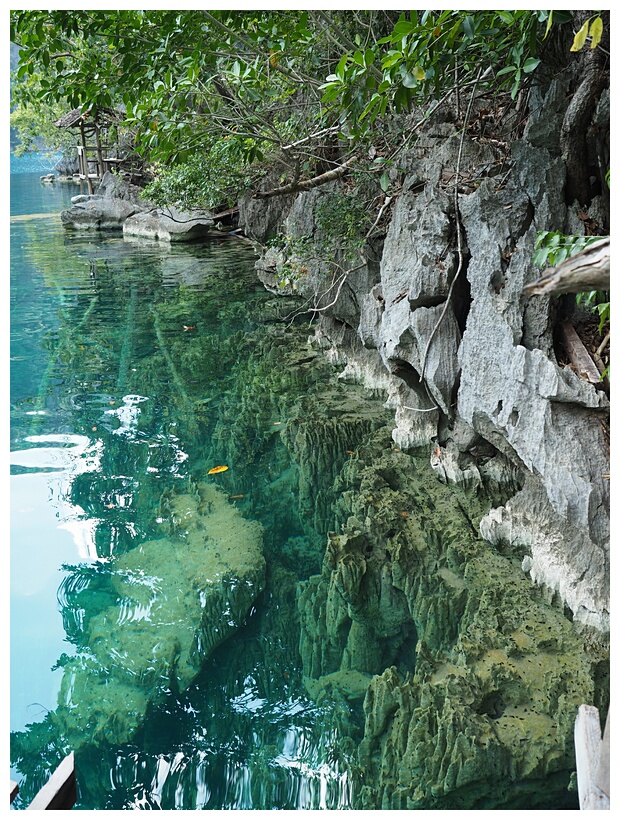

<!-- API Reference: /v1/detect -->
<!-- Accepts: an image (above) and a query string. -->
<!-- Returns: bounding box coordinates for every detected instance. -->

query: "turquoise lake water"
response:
[10,164,359,809]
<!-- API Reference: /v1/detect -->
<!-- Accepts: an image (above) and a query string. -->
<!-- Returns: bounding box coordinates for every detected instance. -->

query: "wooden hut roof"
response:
[54,107,125,129]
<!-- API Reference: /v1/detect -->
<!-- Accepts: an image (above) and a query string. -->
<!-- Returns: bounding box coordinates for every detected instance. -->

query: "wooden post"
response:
[10,780,19,803]
[80,120,93,195]
[26,751,76,810]
[574,704,610,809]
[94,118,105,182]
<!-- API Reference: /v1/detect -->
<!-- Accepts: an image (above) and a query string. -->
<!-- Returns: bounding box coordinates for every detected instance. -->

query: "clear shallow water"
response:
[10,167,358,809]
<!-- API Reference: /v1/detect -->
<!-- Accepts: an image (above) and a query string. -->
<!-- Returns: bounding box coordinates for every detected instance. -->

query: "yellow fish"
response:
[208,465,229,475]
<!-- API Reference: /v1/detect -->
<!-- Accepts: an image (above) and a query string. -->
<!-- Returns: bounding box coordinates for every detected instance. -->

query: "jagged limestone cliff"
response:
[238,69,609,810]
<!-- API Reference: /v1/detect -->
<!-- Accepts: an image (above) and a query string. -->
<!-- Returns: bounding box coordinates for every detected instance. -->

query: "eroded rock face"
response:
[297,430,606,809]
[53,482,265,748]
[264,77,609,634]
[456,162,609,632]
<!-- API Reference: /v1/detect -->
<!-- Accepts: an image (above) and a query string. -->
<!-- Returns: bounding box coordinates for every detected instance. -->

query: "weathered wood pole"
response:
[574,704,610,810]
[26,751,76,810]
[79,120,93,195]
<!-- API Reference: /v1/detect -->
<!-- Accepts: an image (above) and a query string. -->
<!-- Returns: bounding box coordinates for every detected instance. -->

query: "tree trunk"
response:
[560,40,608,206]
[253,157,357,199]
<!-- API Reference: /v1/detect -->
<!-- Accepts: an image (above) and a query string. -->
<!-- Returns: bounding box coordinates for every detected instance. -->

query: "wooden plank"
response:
[26,751,76,811]
[559,321,602,385]
[11,780,19,803]
[574,705,610,810]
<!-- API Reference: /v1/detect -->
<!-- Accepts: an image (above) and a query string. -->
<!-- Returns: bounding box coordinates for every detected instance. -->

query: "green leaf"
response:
[543,10,554,39]
[393,84,411,111]
[335,54,349,81]
[359,94,380,122]
[320,83,341,103]
[382,51,403,68]
[392,20,416,39]
[523,57,541,73]
[552,11,574,24]
[462,16,475,40]
[379,170,390,192]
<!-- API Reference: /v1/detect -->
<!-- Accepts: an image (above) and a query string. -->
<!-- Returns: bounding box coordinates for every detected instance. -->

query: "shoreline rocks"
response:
[60,171,215,241]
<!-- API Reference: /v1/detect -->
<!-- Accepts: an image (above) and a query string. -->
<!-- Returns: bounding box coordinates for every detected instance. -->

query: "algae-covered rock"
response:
[298,428,607,810]
[54,482,265,748]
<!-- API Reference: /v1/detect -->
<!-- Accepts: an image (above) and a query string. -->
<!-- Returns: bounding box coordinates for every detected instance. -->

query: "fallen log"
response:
[253,157,357,199]
[558,321,602,385]
[523,237,610,296]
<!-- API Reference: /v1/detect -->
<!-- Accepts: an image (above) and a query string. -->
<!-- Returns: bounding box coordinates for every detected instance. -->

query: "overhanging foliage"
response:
[10,10,595,211]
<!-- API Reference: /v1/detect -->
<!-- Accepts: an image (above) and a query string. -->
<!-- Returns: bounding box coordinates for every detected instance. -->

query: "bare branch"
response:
[365,195,392,239]
[282,125,340,151]
[523,237,610,296]
[253,156,357,199]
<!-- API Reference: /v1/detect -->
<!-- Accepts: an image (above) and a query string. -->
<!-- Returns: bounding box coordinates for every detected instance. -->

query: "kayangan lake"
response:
[10,163,383,810]
[9,158,604,814]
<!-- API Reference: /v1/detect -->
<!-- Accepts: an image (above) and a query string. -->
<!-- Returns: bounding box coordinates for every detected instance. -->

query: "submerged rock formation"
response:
[297,429,605,809]
[52,482,264,749]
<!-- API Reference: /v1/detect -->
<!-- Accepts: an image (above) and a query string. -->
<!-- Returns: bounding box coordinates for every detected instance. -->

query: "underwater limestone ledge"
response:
[53,482,265,750]
[297,431,605,809]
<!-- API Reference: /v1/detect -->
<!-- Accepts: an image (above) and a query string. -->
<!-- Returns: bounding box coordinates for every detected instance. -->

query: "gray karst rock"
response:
[60,171,214,239]
[123,206,214,242]
[244,59,609,810]
[60,195,139,230]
